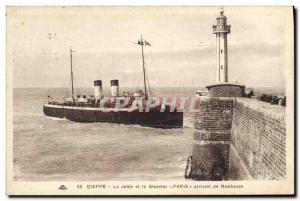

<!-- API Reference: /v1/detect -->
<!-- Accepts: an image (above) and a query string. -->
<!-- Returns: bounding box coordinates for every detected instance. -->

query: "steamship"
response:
[43,36,183,128]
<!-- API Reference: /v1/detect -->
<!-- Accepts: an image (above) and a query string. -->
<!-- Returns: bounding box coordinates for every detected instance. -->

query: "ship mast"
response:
[137,35,151,99]
[140,35,147,99]
[70,47,76,101]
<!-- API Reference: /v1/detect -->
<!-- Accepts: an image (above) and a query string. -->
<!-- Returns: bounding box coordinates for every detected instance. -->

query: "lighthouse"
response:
[213,10,230,83]
[205,9,245,97]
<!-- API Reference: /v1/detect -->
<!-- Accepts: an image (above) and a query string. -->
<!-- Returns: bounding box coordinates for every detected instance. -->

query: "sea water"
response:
[13,87,196,181]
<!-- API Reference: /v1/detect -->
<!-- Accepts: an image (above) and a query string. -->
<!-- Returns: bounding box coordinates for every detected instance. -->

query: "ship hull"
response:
[43,104,183,128]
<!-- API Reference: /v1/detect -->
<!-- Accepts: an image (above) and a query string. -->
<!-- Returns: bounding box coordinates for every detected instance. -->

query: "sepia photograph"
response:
[6,6,294,195]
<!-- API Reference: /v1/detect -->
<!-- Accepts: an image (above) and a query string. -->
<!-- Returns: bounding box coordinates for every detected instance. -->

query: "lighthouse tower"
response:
[205,9,245,97]
[213,10,231,83]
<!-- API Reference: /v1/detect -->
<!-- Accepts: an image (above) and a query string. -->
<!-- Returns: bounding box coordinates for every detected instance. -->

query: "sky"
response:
[7,6,293,88]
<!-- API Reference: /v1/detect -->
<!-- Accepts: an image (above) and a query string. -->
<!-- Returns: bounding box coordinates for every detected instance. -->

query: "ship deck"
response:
[44,103,135,112]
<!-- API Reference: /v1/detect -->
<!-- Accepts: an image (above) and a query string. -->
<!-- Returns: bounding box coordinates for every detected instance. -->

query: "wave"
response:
[46,117,67,121]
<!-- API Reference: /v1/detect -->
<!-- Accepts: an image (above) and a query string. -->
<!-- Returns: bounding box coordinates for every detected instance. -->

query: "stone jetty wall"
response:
[191,98,233,180]
[191,97,286,180]
[231,98,286,180]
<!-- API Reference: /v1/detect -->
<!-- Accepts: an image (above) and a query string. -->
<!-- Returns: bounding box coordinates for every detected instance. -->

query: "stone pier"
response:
[190,97,286,180]
[190,97,233,180]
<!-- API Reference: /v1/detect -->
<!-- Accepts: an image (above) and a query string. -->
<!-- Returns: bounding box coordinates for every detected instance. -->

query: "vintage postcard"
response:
[6,6,294,195]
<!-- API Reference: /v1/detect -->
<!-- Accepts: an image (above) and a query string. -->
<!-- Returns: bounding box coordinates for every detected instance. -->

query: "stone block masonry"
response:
[191,97,286,180]
[191,98,233,180]
[191,142,230,180]
[194,98,233,142]
[231,98,286,180]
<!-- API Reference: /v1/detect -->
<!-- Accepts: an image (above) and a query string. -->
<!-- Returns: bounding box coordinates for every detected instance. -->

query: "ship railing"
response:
[48,101,64,106]
[48,98,137,108]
